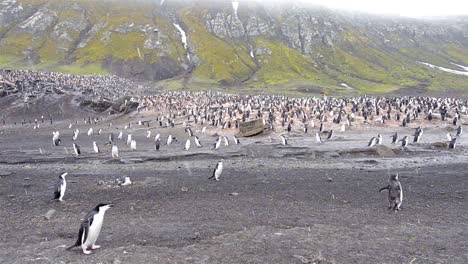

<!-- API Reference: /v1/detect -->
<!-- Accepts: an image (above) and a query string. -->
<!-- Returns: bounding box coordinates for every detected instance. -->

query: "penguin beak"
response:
[108,203,114,208]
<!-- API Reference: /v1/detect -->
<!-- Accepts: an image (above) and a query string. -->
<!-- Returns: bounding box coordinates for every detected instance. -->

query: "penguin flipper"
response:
[208,167,217,180]
[379,185,389,192]
[68,213,94,249]
[53,182,61,199]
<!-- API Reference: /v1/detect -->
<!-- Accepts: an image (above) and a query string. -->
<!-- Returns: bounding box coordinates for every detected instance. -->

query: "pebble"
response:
[44,209,56,220]
[293,255,311,263]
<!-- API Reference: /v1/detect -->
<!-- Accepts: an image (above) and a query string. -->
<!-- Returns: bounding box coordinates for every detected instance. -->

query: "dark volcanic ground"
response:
[0,108,467,263]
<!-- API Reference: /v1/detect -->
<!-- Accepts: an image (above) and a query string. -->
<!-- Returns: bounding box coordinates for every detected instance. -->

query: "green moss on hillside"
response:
[180,8,256,85]
[0,1,466,94]
[443,45,468,64]
[251,37,329,86]
[54,63,108,75]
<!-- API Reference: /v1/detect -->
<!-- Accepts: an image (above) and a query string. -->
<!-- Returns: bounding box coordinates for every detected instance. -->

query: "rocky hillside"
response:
[1,0,468,94]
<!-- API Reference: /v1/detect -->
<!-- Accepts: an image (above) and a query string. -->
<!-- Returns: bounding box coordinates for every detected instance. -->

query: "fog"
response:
[148,0,468,18]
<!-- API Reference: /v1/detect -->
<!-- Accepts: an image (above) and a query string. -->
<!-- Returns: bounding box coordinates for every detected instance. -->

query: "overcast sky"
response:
[261,0,468,18]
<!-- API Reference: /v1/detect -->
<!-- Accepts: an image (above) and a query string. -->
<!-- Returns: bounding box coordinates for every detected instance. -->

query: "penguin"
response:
[319,123,324,132]
[54,172,68,202]
[117,131,123,140]
[146,131,151,138]
[390,132,398,144]
[130,140,136,151]
[87,128,93,136]
[448,137,457,149]
[52,131,61,146]
[340,124,345,132]
[376,134,383,145]
[73,143,81,156]
[111,145,119,159]
[232,135,240,145]
[223,136,229,146]
[119,177,132,186]
[280,135,288,145]
[186,127,193,137]
[108,133,114,144]
[154,133,160,142]
[126,134,132,146]
[98,129,102,135]
[456,125,463,137]
[315,132,322,143]
[400,136,408,147]
[208,161,223,181]
[167,135,173,145]
[184,139,191,151]
[67,203,114,254]
[368,137,377,147]
[154,138,161,151]
[214,137,221,150]
[326,129,333,140]
[202,126,207,134]
[93,142,100,153]
[194,136,202,147]
[379,174,403,211]
[413,127,423,143]
[73,129,79,141]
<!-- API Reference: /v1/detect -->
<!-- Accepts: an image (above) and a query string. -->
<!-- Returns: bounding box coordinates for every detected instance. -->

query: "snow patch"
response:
[450,62,468,72]
[232,1,239,18]
[340,83,353,90]
[19,12,42,29]
[418,61,468,76]
[137,47,142,59]
[173,23,190,60]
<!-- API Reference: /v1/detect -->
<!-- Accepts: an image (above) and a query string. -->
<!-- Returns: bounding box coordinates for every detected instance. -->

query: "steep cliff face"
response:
[1,0,467,93]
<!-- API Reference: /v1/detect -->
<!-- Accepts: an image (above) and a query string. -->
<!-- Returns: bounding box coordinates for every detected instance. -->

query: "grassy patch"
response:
[179,8,256,85]
[54,63,108,75]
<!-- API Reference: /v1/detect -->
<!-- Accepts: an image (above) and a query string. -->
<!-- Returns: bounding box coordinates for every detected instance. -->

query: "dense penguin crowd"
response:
[1,77,467,254]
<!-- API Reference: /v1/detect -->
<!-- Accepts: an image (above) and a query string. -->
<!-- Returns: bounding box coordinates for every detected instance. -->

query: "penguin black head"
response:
[60,172,68,179]
[390,174,399,181]
[96,203,114,211]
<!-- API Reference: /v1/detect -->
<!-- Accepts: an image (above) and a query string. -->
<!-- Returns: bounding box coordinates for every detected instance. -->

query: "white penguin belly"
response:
[59,182,66,200]
[83,215,104,248]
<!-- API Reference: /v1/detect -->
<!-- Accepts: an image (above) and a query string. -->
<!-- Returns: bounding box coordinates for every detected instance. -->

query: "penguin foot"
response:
[91,245,100,249]
[82,250,92,254]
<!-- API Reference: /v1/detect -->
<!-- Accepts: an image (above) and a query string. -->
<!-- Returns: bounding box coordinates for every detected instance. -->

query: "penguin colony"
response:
[1,91,466,255]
